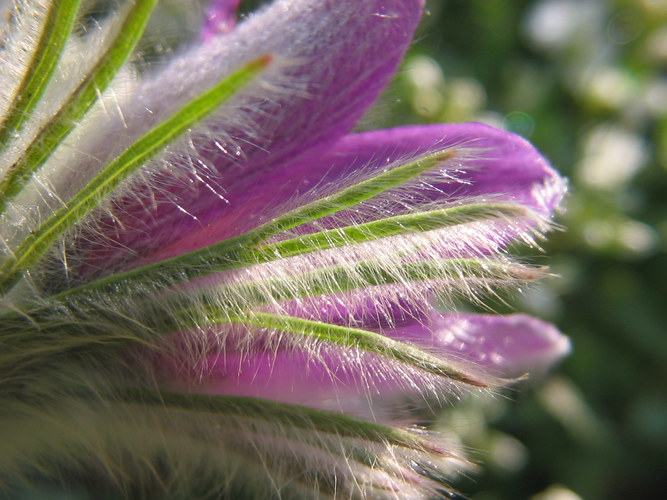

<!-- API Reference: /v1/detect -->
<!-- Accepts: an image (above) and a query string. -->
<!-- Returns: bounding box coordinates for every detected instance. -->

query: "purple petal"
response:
[160,312,568,412]
[202,0,240,40]
[176,349,386,407]
[151,122,565,262]
[79,0,424,275]
[281,123,565,217]
[389,312,571,378]
[164,345,473,415]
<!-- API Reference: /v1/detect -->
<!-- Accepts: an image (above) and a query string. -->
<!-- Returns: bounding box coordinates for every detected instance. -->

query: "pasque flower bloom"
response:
[0,0,569,498]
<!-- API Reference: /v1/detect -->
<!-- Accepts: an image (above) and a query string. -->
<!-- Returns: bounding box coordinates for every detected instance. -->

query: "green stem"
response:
[228,311,488,386]
[121,388,442,453]
[0,56,271,295]
[0,0,158,214]
[46,199,520,304]
[0,0,82,150]
[261,203,528,259]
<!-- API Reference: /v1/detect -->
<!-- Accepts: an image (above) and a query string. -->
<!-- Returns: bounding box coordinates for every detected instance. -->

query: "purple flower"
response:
[0,0,568,498]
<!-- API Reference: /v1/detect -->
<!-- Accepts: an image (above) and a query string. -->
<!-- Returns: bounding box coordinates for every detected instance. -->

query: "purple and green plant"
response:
[0,0,569,498]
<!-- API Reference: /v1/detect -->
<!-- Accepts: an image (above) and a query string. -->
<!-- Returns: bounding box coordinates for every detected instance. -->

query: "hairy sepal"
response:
[0,0,53,125]
[27,0,426,278]
[0,387,466,499]
[32,144,550,303]
[0,55,272,296]
[0,0,82,151]
[0,0,159,215]
[0,147,548,399]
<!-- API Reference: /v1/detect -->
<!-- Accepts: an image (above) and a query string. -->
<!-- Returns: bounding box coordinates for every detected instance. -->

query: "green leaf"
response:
[260,202,529,259]
[186,258,544,315]
[250,148,458,241]
[0,0,158,214]
[0,56,271,295]
[227,312,489,386]
[121,388,444,453]
[0,0,83,150]
[0,256,541,373]
[0,298,157,376]
[46,199,523,303]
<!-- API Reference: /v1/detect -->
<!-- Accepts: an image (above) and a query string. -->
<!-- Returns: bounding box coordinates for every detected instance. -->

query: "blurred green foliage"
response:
[373,1,667,498]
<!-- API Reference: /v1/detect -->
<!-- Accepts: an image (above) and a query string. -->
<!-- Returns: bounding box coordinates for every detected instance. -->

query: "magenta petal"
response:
[390,312,571,378]
[202,0,240,40]
[288,123,566,217]
[152,122,565,261]
[164,312,568,410]
[181,349,378,408]
[83,0,425,274]
[169,345,463,414]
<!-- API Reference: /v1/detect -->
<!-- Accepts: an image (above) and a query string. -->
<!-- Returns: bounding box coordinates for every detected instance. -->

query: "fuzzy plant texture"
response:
[0,0,570,499]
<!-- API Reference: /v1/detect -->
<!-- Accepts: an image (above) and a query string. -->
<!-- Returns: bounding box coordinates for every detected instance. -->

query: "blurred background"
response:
[372,0,667,498]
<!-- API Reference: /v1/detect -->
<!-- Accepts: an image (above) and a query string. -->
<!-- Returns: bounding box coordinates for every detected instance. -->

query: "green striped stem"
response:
[0,56,271,294]
[47,198,524,304]
[0,0,158,214]
[121,388,445,454]
[0,0,83,150]
[0,257,543,371]
[228,311,489,386]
